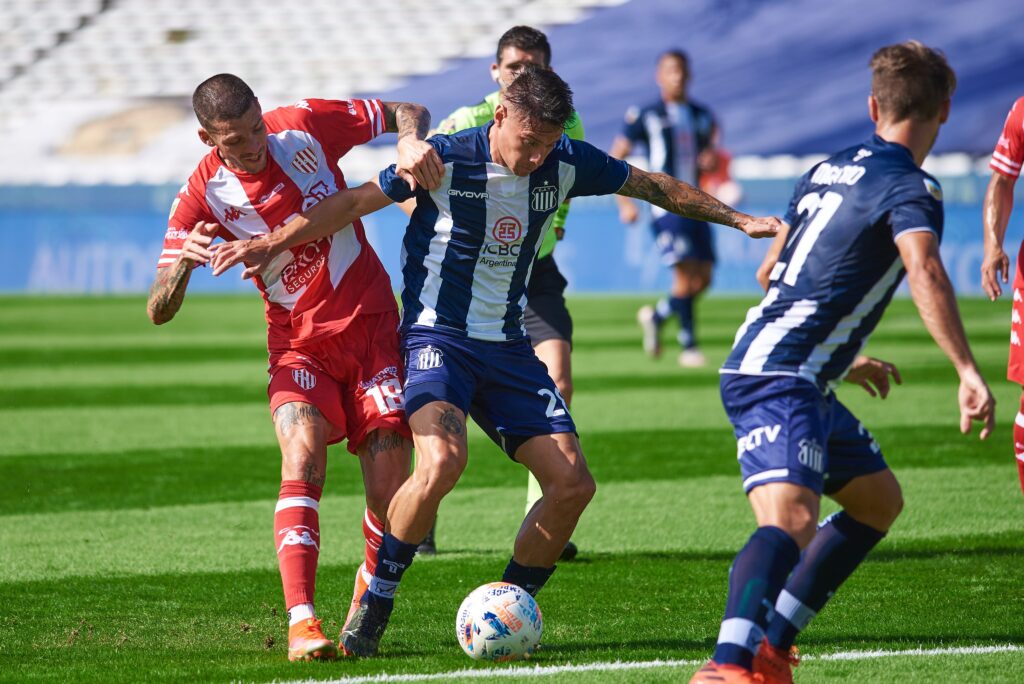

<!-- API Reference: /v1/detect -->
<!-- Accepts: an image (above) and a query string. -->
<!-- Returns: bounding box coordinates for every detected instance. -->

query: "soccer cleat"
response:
[344,563,370,631]
[417,523,437,555]
[287,618,338,662]
[678,348,707,368]
[340,591,393,657]
[637,305,662,358]
[753,638,799,684]
[559,540,578,561]
[689,660,764,683]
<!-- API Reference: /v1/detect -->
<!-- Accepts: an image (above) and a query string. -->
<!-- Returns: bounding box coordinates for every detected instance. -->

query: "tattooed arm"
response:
[147,221,220,324]
[382,101,444,191]
[617,166,780,238]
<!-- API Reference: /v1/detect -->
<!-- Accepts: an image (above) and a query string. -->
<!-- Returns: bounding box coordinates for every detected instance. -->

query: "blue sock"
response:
[502,558,555,597]
[712,526,801,670]
[670,296,696,349]
[368,533,418,605]
[653,298,671,326]
[766,512,885,650]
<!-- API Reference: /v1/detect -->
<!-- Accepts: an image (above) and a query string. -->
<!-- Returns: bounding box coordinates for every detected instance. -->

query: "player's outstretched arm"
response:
[981,171,1016,300]
[897,230,996,439]
[617,166,780,237]
[382,101,444,191]
[211,181,394,278]
[608,136,639,225]
[147,221,219,325]
[755,222,791,291]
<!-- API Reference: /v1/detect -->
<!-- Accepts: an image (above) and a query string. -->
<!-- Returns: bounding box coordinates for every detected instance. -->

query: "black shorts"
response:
[524,255,573,347]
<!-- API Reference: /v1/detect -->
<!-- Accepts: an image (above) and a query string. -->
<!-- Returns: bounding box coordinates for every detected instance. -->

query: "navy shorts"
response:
[720,374,888,495]
[652,213,716,265]
[402,326,576,459]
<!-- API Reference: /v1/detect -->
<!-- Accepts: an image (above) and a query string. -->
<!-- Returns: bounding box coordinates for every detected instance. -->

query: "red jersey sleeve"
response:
[991,96,1024,179]
[273,98,386,162]
[158,179,215,269]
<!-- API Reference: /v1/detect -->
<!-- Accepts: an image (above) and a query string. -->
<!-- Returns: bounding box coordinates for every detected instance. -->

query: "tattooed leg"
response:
[356,428,412,522]
[274,402,330,485]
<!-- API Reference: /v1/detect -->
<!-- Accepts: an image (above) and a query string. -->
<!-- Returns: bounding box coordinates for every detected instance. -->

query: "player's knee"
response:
[417,449,466,497]
[550,466,596,513]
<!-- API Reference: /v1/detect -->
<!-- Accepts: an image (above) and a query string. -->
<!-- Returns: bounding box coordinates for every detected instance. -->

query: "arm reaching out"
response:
[382,101,444,191]
[896,230,995,439]
[608,135,640,225]
[756,223,791,291]
[618,165,780,237]
[146,221,219,324]
[981,170,1016,300]
[211,181,394,279]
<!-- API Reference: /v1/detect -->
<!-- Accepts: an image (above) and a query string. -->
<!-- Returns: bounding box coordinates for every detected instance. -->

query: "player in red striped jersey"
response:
[982,94,1024,494]
[146,74,443,661]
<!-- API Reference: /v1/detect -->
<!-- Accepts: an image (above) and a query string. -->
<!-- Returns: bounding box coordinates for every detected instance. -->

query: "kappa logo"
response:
[492,216,523,244]
[223,206,245,222]
[292,147,319,174]
[415,345,444,370]
[293,99,313,112]
[531,182,559,212]
[1015,289,1023,303]
[292,368,317,390]
[277,525,319,553]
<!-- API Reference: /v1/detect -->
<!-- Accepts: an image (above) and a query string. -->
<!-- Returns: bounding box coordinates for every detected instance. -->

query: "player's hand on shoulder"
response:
[980,244,1010,301]
[396,137,444,191]
[844,355,902,399]
[958,368,996,440]
[179,221,220,267]
[740,216,782,239]
[211,236,271,278]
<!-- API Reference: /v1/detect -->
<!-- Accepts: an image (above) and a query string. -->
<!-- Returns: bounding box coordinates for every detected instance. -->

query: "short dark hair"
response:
[496,25,551,66]
[870,41,956,122]
[659,49,689,71]
[503,64,574,130]
[192,73,258,128]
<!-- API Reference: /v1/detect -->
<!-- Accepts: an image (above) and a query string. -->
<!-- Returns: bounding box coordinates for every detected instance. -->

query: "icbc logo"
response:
[492,216,522,244]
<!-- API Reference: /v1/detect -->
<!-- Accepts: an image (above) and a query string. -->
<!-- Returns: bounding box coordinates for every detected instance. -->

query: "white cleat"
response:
[678,348,707,368]
[637,305,662,358]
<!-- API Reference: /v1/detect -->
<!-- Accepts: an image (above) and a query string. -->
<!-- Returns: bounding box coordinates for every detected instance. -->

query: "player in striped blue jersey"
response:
[212,65,779,656]
[692,43,996,684]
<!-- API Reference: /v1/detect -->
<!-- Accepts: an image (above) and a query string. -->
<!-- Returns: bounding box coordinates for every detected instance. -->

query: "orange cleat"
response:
[345,563,371,629]
[690,660,764,683]
[753,638,800,684]
[287,617,338,662]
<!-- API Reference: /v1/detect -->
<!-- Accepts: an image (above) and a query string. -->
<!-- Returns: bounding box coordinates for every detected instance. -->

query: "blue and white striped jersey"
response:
[379,122,630,341]
[721,135,945,392]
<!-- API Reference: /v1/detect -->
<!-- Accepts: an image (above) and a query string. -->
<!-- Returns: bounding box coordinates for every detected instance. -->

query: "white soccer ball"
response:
[455,581,543,661]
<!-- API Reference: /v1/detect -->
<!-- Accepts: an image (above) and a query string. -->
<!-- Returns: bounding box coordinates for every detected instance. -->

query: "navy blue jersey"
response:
[379,122,630,341]
[722,135,944,392]
[621,99,714,217]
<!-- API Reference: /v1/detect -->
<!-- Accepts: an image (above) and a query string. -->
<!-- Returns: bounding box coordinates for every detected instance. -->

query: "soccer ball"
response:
[455,582,543,661]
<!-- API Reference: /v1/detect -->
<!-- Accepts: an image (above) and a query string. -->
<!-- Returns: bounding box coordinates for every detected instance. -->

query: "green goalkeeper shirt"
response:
[435,90,585,259]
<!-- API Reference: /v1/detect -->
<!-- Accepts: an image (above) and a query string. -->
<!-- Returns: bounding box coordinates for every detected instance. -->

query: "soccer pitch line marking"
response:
[273,644,1023,683]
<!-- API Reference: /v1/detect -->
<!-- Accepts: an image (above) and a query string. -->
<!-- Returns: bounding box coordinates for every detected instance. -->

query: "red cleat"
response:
[287,618,338,662]
[345,563,370,629]
[690,659,764,683]
[753,637,800,684]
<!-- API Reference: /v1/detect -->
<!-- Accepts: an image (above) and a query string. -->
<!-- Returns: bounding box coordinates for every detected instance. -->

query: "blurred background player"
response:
[610,49,719,367]
[147,74,442,662]
[413,25,583,560]
[980,94,1024,494]
[211,66,780,658]
[694,42,996,684]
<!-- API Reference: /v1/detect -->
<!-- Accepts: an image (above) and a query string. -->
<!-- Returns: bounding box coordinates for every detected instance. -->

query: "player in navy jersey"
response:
[212,65,779,657]
[692,43,996,684]
[611,49,719,367]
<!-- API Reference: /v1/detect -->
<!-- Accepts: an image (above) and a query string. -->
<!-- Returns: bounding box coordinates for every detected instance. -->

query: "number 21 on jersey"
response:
[780,191,844,286]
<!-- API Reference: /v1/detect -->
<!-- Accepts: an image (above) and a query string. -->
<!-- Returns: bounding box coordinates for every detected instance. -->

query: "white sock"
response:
[288,602,315,626]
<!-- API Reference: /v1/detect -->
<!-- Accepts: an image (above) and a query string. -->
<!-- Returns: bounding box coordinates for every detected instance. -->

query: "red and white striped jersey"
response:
[158,98,397,353]
[991,96,1024,179]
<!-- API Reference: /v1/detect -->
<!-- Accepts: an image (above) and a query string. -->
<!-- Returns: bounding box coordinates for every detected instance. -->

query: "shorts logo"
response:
[492,216,523,244]
[292,368,317,390]
[415,345,444,370]
[737,424,781,458]
[531,183,559,212]
[292,147,319,174]
[797,438,825,473]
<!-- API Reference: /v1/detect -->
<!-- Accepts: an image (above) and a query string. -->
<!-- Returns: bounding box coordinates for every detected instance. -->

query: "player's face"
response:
[199,102,269,174]
[656,54,689,102]
[493,46,549,91]
[494,104,563,176]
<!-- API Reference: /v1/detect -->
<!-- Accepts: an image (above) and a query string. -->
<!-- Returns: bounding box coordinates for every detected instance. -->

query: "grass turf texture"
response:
[0,294,1022,682]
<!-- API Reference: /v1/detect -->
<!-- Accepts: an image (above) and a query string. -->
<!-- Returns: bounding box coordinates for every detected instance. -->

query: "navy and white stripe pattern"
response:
[722,135,945,392]
[380,123,629,341]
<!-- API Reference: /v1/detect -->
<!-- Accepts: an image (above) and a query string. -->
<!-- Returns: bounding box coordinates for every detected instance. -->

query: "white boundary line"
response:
[270,644,1023,684]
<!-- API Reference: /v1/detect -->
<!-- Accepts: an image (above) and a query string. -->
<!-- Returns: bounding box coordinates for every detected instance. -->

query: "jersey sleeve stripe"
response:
[993,151,1022,168]
[991,157,1021,178]
[892,226,939,240]
[373,100,385,137]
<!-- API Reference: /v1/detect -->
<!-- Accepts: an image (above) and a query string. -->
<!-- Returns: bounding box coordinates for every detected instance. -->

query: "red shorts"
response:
[268,310,410,454]
[1010,243,1024,384]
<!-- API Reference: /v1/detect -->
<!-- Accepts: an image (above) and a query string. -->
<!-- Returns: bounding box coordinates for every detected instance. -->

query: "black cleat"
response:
[417,523,437,556]
[560,540,579,561]
[339,593,393,657]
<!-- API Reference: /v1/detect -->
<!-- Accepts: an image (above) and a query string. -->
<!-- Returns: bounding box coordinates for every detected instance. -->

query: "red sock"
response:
[363,508,384,576]
[275,481,323,609]
[1015,393,1024,495]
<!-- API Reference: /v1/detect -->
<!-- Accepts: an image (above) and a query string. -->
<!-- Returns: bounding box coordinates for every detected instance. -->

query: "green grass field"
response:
[1,294,1022,683]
